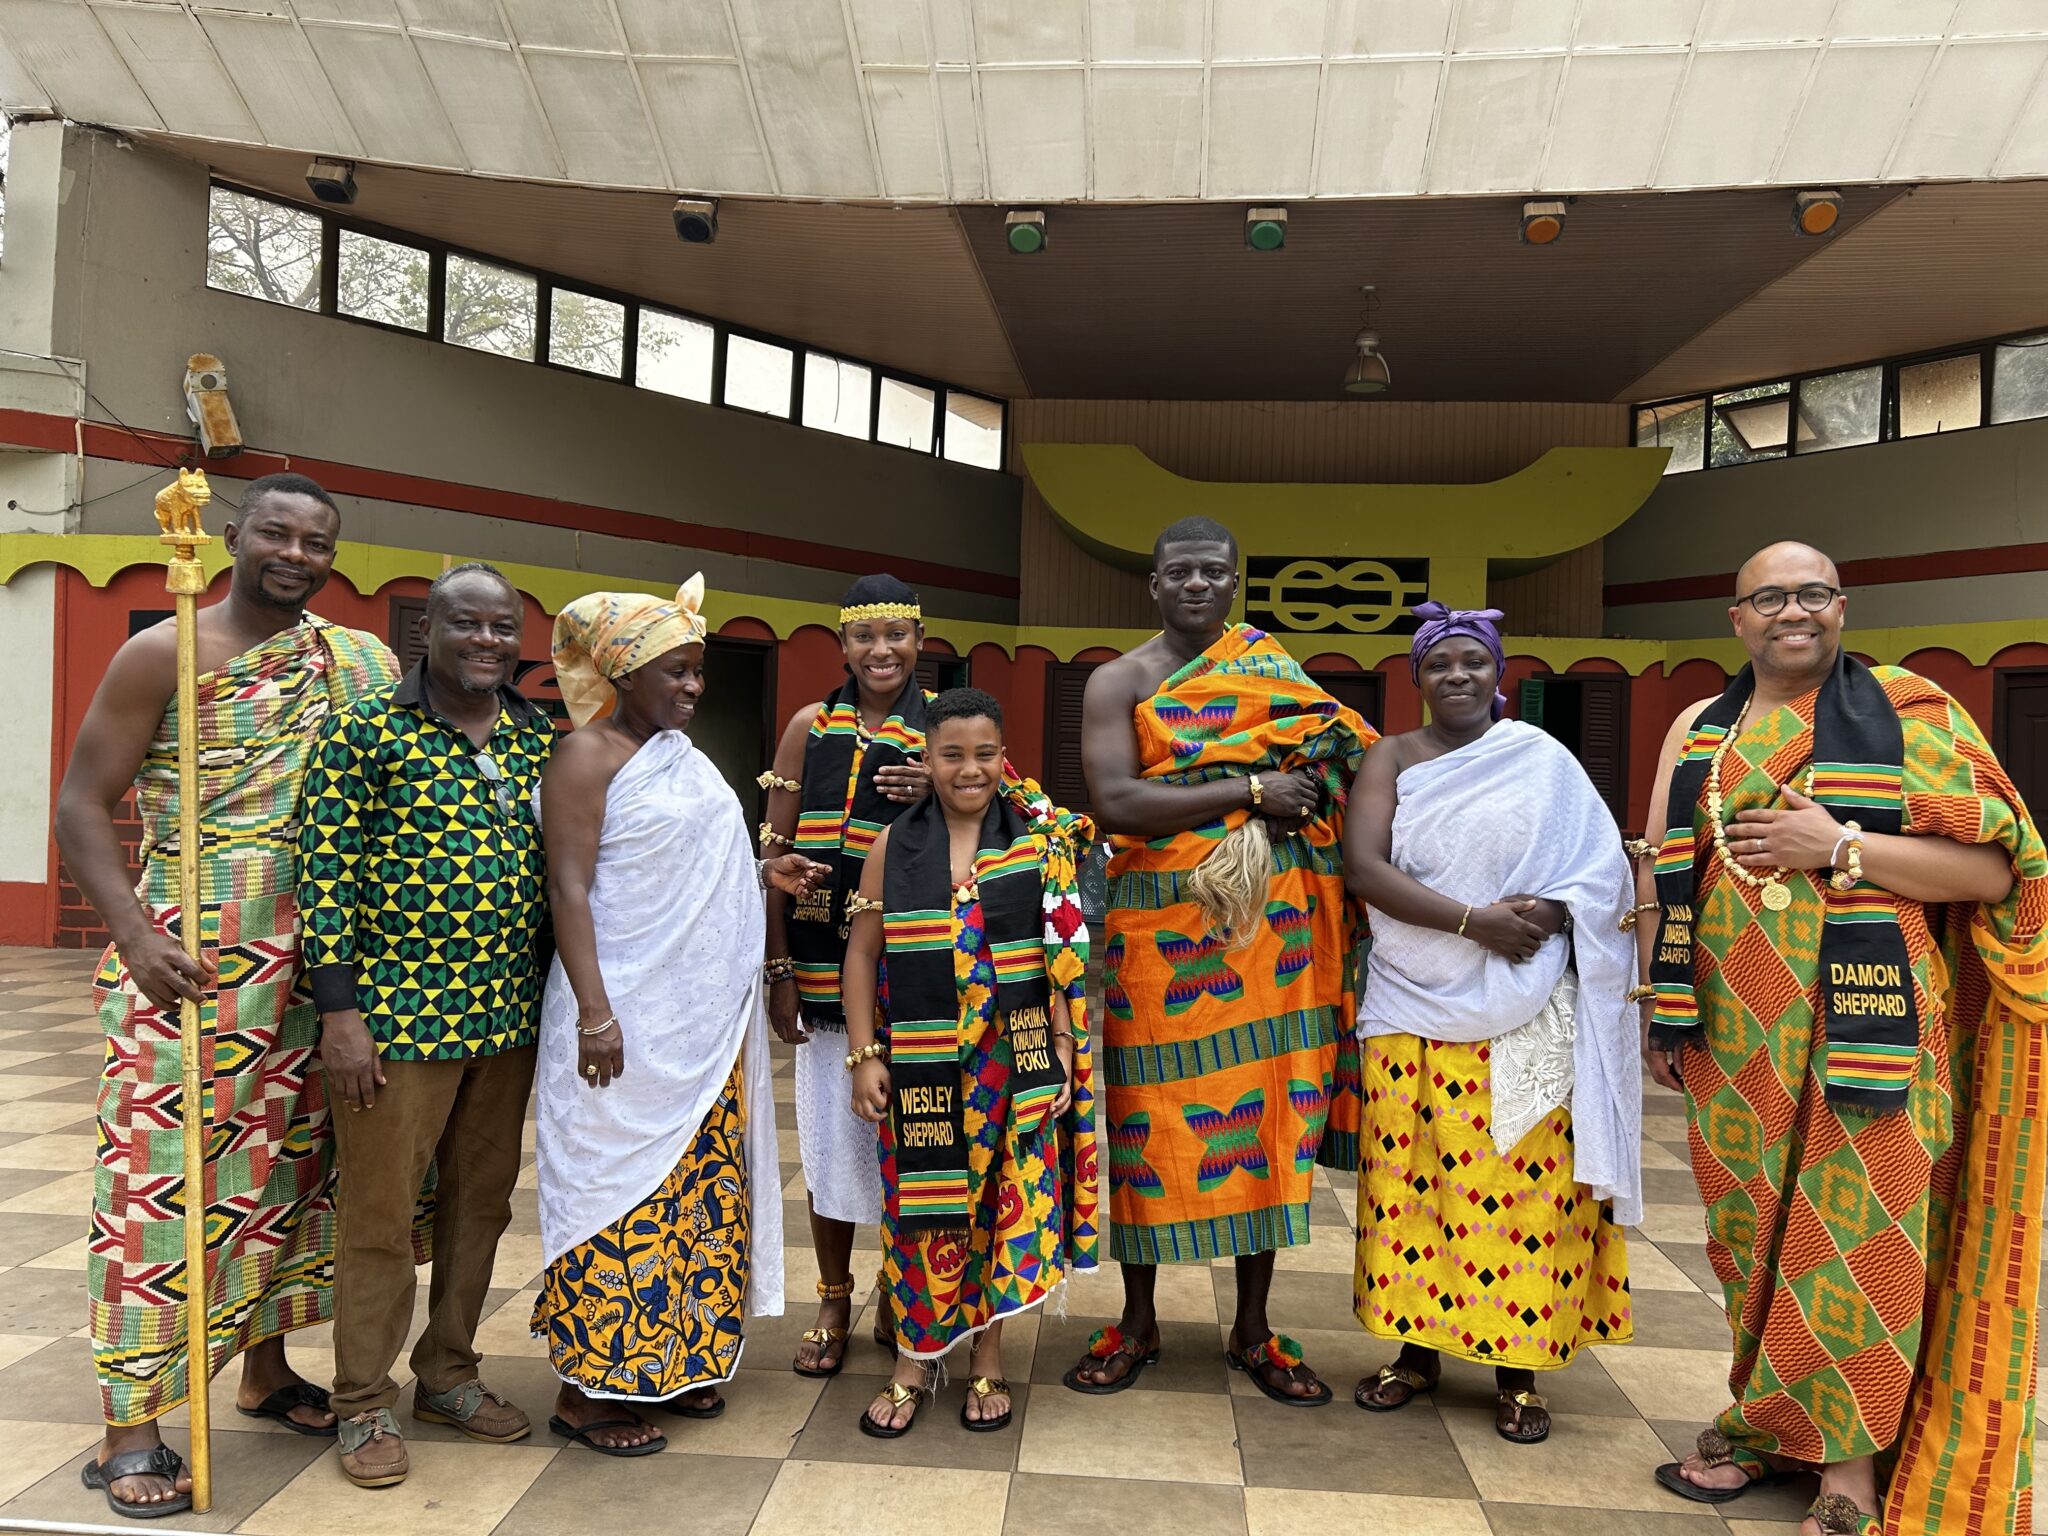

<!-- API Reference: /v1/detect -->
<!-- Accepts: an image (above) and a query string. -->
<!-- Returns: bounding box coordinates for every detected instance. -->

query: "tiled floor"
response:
[0,945,1926,1534]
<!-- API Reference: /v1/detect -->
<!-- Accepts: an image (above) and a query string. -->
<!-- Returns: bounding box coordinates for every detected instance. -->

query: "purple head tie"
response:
[1410,600,1508,720]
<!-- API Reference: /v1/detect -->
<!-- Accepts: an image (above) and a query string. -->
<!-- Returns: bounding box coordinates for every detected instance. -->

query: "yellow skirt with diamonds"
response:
[1353,1034,1631,1369]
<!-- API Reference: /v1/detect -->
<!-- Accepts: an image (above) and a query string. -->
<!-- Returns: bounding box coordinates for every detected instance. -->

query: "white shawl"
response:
[1358,720,1642,1226]
[533,729,785,1321]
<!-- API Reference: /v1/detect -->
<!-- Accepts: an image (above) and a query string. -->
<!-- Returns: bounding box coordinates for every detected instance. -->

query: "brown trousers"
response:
[328,1046,536,1417]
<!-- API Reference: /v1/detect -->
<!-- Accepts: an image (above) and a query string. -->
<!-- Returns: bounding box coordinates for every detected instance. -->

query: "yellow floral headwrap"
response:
[551,574,708,729]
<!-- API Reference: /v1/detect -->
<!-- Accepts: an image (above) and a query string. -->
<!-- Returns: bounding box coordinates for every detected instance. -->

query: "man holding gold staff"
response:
[54,473,400,1519]
[1067,516,1374,1406]
[1640,541,2047,1536]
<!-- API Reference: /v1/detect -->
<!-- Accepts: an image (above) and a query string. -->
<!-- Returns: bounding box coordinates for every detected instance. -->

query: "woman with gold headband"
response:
[530,577,826,1455]
[760,573,941,1377]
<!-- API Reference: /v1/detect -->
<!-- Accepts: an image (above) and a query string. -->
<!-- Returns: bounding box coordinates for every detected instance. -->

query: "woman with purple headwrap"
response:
[1342,603,1640,1445]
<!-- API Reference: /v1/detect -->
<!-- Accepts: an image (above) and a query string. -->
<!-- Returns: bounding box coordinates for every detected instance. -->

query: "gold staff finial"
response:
[155,467,213,594]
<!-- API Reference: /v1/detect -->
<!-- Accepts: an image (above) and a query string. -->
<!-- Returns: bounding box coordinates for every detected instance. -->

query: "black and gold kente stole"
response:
[788,678,927,1027]
[882,793,1061,1233]
[1647,653,1915,1111]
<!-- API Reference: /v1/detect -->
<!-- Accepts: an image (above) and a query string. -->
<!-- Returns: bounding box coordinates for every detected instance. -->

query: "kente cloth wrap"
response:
[89,616,415,1425]
[532,1064,751,1401]
[1649,653,1916,1110]
[549,574,708,730]
[1665,666,2046,1536]
[878,791,1097,1355]
[1358,719,1642,1224]
[881,784,1087,1232]
[1355,1033,1632,1369]
[788,678,930,1027]
[531,728,783,1324]
[1408,600,1507,720]
[1103,623,1375,1264]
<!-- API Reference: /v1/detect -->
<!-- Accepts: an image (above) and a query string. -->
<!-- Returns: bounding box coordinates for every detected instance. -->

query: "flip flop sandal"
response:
[1228,1333,1333,1407]
[1653,1427,1801,1504]
[960,1376,1013,1433]
[1807,1492,1884,1535]
[857,1379,928,1440]
[237,1381,339,1437]
[1495,1389,1551,1444]
[547,1414,667,1458]
[1355,1360,1439,1412]
[794,1277,856,1378]
[668,1388,725,1421]
[1060,1326,1161,1395]
[80,1445,192,1520]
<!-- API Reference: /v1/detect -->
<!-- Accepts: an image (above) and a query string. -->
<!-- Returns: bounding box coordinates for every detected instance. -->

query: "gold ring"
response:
[585,1065,599,1078]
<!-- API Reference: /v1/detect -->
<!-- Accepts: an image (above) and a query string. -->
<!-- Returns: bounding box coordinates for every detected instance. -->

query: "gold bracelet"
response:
[756,771,801,792]
[758,823,793,848]
[1618,900,1661,932]
[1456,905,1471,937]
[763,956,795,984]
[1248,772,1264,809]
[844,892,883,918]
[1623,837,1655,861]
[844,1041,888,1072]
[1625,983,1655,1004]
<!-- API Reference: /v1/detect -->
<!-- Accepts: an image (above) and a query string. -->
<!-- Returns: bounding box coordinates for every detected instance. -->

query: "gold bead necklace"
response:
[1704,700,1813,913]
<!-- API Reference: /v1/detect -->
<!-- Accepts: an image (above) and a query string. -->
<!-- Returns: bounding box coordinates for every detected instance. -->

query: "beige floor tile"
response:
[1018,1382,1241,1485]
[3,1422,330,1532]
[1486,1503,1724,1533]
[1442,1406,1693,1512]
[753,1460,1008,1536]
[1722,1523,1806,1535]
[0,1415,101,1502]
[473,1291,546,1358]
[1625,1241,1702,1293]
[0,1050,62,1071]
[487,1233,544,1292]
[794,1373,1026,1471]
[1640,1113,1691,1142]
[0,1076,89,1107]
[0,1331,55,1373]
[0,1170,95,1216]
[497,1448,778,1536]
[0,1100,93,1135]
[0,1133,97,1171]
[1268,1226,1355,1273]
[1069,1260,1218,1324]
[1633,1204,1710,1246]
[1598,1346,1736,1424]
[1004,1473,1245,1536]
[1638,1141,1692,1172]
[0,1336,116,1424]
[23,1235,91,1270]
[239,1437,554,1535]
[658,1364,824,1460]
[1244,1487,1488,1536]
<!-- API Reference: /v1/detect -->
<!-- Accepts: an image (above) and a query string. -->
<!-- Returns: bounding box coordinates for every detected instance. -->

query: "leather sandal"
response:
[794,1276,856,1379]
[1355,1359,1440,1412]
[1807,1492,1883,1535]
[1229,1332,1332,1407]
[857,1378,929,1439]
[1495,1388,1550,1444]
[1060,1325,1160,1395]
[80,1445,191,1519]
[1654,1426,1801,1504]
[960,1375,1013,1433]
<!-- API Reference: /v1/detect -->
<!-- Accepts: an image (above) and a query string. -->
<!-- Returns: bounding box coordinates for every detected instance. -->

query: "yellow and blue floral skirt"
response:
[531,1064,750,1399]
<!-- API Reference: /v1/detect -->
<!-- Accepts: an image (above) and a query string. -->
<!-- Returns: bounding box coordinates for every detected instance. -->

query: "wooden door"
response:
[1994,667,2048,823]
[1043,661,1098,812]
[1308,669,1387,734]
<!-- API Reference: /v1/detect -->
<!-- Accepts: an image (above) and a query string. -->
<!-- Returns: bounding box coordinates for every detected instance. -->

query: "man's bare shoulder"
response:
[1086,641,1172,700]
[100,621,179,693]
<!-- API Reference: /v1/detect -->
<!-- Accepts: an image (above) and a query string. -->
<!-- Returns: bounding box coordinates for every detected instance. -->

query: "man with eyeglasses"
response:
[299,560,555,1488]
[1635,541,2046,1535]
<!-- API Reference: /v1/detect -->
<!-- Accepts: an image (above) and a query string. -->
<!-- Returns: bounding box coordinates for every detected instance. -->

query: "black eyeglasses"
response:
[1735,583,1843,617]
[473,752,514,818]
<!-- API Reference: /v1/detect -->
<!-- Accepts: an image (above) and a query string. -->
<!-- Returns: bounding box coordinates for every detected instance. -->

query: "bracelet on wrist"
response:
[844,1041,887,1072]
[578,1014,620,1037]
[1456,904,1472,938]
[1248,772,1264,809]
[763,956,795,984]
[1625,983,1655,1004]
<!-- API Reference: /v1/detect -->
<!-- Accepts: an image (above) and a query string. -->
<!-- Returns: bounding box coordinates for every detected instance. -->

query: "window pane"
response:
[1991,334,2048,424]
[878,378,936,451]
[725,335,793,417]
[336,229,429,332]
[205,185,322,311]
[802,353,872,438]
[637,308,714,402]
[943,392,1004,468]
[444,255,536,360]
[1794,366,1880,453]
[549,289,625,376]
[1633,399,1705,473]
[1710,385,1789,466]
[1897,354,1981,437]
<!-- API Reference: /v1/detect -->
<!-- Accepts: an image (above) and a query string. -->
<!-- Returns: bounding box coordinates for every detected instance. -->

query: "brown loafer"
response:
[413,1379,532,1443]
[338,1408,409,1488]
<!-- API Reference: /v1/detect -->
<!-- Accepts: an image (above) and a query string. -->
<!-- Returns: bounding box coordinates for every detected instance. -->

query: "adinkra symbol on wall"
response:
[1244,557,1430,636]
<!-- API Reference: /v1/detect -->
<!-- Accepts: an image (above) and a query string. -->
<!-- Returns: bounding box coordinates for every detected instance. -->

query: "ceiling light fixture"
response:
[1342,285,1391,396]
[305,158,357,205]
[672,197,719,244]
[1005,209,1047,254]
[1245,206,1288,251]
[1520,199,1566,245]
[1793,189,1840,237]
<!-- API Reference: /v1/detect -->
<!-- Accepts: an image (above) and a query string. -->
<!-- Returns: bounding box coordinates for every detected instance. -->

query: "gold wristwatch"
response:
[1248,773,1264,809]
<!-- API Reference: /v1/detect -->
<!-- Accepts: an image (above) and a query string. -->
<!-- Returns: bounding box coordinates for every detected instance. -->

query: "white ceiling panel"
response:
[1088,0,1203,64]
[1696,0,1832,46]
[1830,1,1954,41]
[197,12,361,152]
[0,0,161,126]
[303,22,462,163]
[1776,45,1936,185]
[1425,54,1563,193]
[1572,0,1702,51]
[973,0,1083,65]
[1327,0,1452,56]
[934,66,984,196]
[499,0,620,54]
[1213,0,1323,62]
[867,72,945,196]
[612,0,732,58]
[1950,1,2046,36]
[292,0,403,24]
[394,0,504,43]
[1207,63,1319,197]
[1314,58,1437,195]
[1090,66,1201,198]
[978,66,1085,200]
[1657,46,1815,187]
[639,60,770,190]
[849,0,927,67]
[729,0,876,198]
[524,51,664,185]
[1891,39,2048,179]
[1453,0,1577,55]
[413,36,561,176]
[91,3,261,140]
[0,29,53,108]
[1544,51,1685,190]
[927,0,973,64]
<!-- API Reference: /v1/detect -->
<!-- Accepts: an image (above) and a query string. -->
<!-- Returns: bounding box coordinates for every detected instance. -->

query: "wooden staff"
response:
[157,467,214,1514]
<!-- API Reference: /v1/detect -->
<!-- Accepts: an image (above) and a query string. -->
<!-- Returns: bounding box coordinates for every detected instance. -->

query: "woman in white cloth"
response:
[1345,604,1640,1447]
[530,578,822,1455]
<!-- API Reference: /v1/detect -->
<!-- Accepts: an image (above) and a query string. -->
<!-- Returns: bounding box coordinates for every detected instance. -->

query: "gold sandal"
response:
[1495,1389,1550,1444]
[1354,1360,1438,1412]
[793,1277,855,1379]
[1808,1492,1883,1535]
[960,1375,1012,1433]
[857,1378,928,1440]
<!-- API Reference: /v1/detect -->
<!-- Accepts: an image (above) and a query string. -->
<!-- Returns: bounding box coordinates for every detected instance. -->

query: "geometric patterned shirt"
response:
[298,663,554,1060]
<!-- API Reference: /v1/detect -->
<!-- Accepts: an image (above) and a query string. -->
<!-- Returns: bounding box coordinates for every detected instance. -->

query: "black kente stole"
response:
[789,678,927,1028]
[882,793,1062,1233]
[1647,653,1915,1111]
